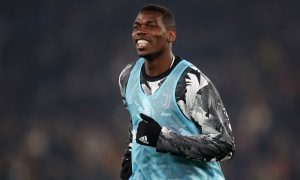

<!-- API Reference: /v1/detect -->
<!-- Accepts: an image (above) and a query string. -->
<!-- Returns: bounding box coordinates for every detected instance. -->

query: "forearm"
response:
[156,127,235,162]
[120,123,133,180]
[122,121,133,163]
[121,145,131,165]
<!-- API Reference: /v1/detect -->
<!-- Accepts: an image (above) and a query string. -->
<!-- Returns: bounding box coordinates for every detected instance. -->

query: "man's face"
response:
[132,11,173,58]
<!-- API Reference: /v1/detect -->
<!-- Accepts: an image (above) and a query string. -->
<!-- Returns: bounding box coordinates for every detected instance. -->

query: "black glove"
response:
[136,113,162,147]
[120,159,132,180]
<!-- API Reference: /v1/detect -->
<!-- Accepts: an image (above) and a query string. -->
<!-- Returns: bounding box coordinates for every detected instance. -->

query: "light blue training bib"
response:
[125,58,225,180]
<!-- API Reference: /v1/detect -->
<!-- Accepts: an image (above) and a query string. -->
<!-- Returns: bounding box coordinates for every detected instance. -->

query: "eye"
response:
[149,24,156,28]
[148,23,157,28]
[132,23,140,30]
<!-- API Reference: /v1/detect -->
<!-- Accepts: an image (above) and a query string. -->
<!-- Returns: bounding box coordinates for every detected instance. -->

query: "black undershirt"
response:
[141,56,183,82]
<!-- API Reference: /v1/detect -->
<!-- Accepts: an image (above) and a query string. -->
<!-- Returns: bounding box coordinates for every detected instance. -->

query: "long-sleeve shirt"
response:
[119,56,235,168]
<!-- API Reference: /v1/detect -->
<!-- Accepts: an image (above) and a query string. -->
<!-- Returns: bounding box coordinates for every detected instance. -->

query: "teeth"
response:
[137,39,149,48]
[137,40,149,45]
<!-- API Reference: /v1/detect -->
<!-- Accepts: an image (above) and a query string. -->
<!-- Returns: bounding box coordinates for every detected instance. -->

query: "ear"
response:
[167,29,176,42]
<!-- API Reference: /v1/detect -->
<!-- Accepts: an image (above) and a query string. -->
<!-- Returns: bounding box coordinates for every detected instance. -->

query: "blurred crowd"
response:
[0,0,299,179]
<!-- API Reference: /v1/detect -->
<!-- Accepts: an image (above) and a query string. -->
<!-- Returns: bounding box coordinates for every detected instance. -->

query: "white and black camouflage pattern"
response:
[119,57,235,166]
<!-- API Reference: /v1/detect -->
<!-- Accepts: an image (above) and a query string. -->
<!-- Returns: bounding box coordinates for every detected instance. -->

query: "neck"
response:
[143,50,174,77]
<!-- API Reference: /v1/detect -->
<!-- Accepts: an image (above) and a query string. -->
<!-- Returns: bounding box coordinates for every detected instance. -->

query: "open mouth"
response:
[136,39,150,49]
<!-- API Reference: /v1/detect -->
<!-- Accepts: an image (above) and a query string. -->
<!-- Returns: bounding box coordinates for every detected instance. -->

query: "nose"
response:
[133,25,147,36]
[136,30,147,36]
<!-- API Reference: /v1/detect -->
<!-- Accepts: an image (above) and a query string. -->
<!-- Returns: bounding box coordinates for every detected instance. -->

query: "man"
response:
[119,4,235,180]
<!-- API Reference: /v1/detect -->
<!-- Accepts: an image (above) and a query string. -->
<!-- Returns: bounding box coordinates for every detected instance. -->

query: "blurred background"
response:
[1,0,299,179]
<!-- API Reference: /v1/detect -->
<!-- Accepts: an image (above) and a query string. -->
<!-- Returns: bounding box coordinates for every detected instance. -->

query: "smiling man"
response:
[119,4,235,180]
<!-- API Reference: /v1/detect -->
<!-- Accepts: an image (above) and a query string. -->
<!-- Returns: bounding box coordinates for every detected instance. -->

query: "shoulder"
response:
[119,62,135,85]
[119,62,136,96]
[178,61,222,108]
[175,60,213,118]
[177,62,211,96]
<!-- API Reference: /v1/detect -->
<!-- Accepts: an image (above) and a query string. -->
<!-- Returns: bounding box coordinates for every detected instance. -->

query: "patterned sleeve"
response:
[119,63,135,167]
[119,63,134,109]
[156,65,235,162]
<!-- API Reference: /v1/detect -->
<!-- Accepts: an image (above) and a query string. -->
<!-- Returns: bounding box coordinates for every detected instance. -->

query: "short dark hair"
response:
[139,4,175,30]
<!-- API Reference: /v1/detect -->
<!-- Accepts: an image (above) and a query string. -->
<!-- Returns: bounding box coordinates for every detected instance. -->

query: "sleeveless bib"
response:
[125,58,225,180]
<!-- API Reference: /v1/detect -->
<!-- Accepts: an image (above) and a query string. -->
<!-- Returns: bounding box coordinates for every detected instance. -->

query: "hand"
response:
[136,113,162,147]
[120,159,132,180]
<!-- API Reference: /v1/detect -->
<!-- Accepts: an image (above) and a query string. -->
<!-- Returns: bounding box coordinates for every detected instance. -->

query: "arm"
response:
[156,69,235,162]
[120,122,132,180]
[119,63,134,179]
